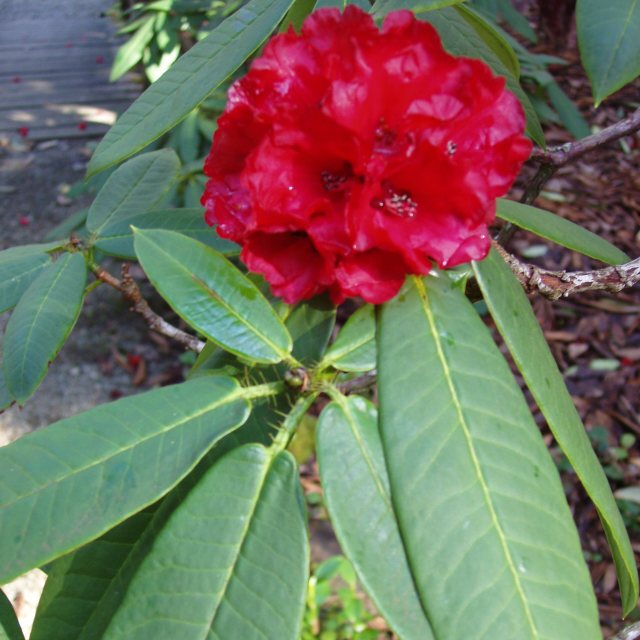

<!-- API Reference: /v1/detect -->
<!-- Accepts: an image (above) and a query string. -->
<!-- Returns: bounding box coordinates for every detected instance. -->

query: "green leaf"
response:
[0,589,24,640]
[314,0,371,8]
[496,199,630,265]
[577,0,640,104]
[30,507,158,640]
[0,376,250,583]
[133,228,292,363]
[282,0,316,31]
[371,0,465,13]
[86,150,180,237]
[89,0,296,176]
[286,295,336,366]
[30,416,280,640]
[0,243,59,314]
[413,6,544,146]
[323,304,375,372]
[3,253,87,404]
[94,208,238,260]
[0,368,13,413]
[45,208,89,241]
[473,249,639,615]
[110,16,156,81]
[317,395,434,640]
[98,445,308,640]
[377,275,600,639]
[544,78,591,140]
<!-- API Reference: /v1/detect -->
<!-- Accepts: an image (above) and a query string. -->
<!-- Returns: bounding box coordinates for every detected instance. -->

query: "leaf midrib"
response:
[10,256,72,390]
[597,0,638,95]
[89,154,175,235]
[414,276,539,639]
[202,448,274,639]
[0,384,245,511]
[141,234,289,361]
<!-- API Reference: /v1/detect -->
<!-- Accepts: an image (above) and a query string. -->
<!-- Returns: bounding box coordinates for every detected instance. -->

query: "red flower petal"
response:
[18,127,29,138]
[201,6,531,305]
[242,232,334,303]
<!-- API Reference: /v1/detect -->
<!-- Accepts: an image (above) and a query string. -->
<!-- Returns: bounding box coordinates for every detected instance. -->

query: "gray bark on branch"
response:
[493,242,640,300]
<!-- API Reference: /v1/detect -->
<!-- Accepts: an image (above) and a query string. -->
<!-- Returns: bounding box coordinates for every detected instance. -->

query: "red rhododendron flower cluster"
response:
[201,7,532,304]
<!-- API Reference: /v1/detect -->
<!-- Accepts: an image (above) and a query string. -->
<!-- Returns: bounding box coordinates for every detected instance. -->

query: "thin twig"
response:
[497,107,640,246]
[531,107,640,168]
[493,241,640,301]
[335,371,377,395]
[90,262,205,352]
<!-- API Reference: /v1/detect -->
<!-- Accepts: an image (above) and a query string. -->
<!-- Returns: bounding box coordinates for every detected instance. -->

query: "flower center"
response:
[370,180,418,219]
[321,163,354,192]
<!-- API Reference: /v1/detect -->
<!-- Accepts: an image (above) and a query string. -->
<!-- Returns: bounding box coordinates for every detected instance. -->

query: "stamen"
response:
[370,181,418,219]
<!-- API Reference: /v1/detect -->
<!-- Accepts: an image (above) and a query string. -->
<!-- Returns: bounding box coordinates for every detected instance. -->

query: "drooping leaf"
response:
[45,208,89,242]
[473,249,639,614]
[110,16,156,81]
[577,0,640,104]
[3,252,87,404]
[86,150,180,236]
[317,395,434,640]
[0,242,60,314]
[96,445,308,640]
[88,0,296,176]
[411,5,544,145]
[0,589,24,640]
[323,304,375,372]
[0,376,251,583]
[377,275,600,639]
[133,229,292,363]
[497,199,629,265]
[94,208,238,259]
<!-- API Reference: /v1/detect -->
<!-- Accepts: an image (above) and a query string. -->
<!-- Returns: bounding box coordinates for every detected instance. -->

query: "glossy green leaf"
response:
[0,589,24,640]
[134,229,292,363]
[371,0,465,13]
[577,0,640,104]
[88,0,296,176]
[110,16,156,81]
[3,253,87,404]
[0,376,251,583]
[45,208,89,242]
[497,199,629,265]
[473,249,639,615]
[95,445,307,640]
[413,6,544,146]
[317,395,433,640]
[377,275,600,639]
[94,208,238,259]
[86,150,180,236]
[0,243,59,314]
[286,295,336,366]
[323,304,375,372]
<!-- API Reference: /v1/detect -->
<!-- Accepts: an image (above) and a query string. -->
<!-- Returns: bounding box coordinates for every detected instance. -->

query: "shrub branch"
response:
[493,241,640,300]
[90,262,205,352]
